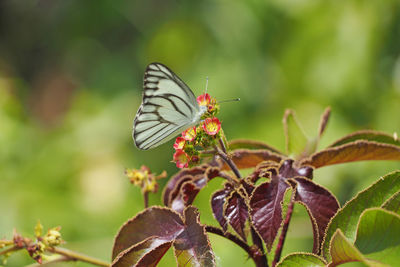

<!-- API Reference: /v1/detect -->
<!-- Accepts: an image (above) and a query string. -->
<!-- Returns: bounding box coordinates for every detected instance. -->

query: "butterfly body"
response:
[133,63,207,150]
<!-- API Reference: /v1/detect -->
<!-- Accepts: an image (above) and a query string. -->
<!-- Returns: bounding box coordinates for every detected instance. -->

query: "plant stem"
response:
[251,227,268,267]
[213,145,241,180]
[217,171,238,184]
[0,245,21,256]
[206,226,268,267]
[46,247,110,267]
[272,197,295,267]
[0,240,14,246]
[205,225,250,255]
[218,137,228,154]
[27,256,70,267]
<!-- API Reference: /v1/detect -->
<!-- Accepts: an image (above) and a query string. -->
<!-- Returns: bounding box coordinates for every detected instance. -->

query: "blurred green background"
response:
[1,0,400,266]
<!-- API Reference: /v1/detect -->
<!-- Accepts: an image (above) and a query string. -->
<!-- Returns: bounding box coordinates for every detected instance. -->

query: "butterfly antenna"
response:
[218,98,241,103]
[205,76,209,95]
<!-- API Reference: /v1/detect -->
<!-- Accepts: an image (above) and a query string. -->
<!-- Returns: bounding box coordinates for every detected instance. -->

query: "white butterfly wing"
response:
[133,63,202,150]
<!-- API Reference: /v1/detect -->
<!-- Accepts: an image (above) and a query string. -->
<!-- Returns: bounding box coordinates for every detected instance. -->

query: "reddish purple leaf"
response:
[112,207,184,260]
[240,179,255,196]
[211,184,233,232]
[162,165,209,206]
[228,139,284,154]
[173,207,215,267]
[300,140,400,168]
[293,177,340,254]
[163,165,222,213]
[112,238,173,267]
[250,178,291,250]
[112,207,215,267]
[224,191,249,241]
[220,149,284,170]
[171,181,201,214]
[329,130,400,148]
[248,161,280,183]
[279,159,313,179]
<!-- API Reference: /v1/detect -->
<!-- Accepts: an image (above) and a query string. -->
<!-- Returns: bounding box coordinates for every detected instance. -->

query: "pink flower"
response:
[182,127,197,142]
[197,93,211,107]
[173,150,190,168]
[173,137,186,150]
[202,117,221,136]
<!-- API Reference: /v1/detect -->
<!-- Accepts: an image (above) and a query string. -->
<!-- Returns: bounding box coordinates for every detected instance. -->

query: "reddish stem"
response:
[272,197,295,266]
[0,245,21,256]
[251,227,268,267]
[206,226,267,267]
[205,225,250,254]
[143,191,149,209]
[214,145,241,180]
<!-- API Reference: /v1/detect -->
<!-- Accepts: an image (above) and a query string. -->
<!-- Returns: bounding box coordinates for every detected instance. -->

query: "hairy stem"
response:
[217,171,237,183]
[0,245,21,256]
[205,225,250,255]
[218,137,228,154]
[206,226,268,267]
[27,256,70,267]
[213,145,241,180]
[272,197,295,267]
[46,247,110,267]
[0,240,14,246]
[251,227,268,267]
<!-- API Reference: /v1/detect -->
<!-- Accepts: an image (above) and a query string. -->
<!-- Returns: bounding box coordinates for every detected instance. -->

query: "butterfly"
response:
[133,63,208,150]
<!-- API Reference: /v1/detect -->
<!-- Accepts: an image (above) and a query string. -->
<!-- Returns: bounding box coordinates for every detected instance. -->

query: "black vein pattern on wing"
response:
[144,63,197,107]
[134,99,186,149]
[134,118,169,136]
[134,62,199,149]
[134,104,178,136]
[142,94,192,119]
[140,123,183,149]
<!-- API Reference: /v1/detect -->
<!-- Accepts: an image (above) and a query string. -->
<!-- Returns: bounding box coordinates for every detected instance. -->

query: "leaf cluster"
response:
[113,107,400,267]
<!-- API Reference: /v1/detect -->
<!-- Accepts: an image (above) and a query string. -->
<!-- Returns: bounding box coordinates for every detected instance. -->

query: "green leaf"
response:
[283,109,309,158]
[301,140,400,168]
[355,208,400,266]
[329,130,400,148]
[322,171,400,261]
[381,190,400,215]
[329,229,388,267]
[277,253,326,267]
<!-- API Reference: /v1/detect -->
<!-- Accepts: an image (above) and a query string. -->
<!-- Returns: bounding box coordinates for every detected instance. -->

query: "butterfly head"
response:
[196,93,219,118]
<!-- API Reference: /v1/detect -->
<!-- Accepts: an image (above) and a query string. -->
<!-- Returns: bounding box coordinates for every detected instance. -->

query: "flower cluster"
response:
[173,93,222,168]
[6,221,64,264]
[197,93,219,117]
[125,165,167,193]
